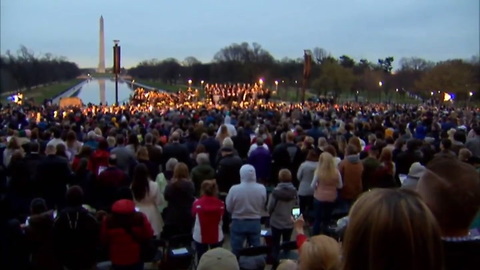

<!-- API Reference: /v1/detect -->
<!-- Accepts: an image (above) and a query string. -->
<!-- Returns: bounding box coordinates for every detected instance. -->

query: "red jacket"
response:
[90,149,110,176]
[192,196,225,244]
[101,200,154,266]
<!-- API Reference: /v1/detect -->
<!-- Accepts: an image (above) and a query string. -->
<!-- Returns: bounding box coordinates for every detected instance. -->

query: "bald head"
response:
[417,157,480,236]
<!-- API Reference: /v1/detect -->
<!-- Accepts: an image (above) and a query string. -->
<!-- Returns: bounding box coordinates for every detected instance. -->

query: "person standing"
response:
[311,152,343,235]
[131,164,164,237]
[192,180,225,260]
[226,164,266,256]
[162,132,191,170]
[296,149,318,221]
[248,137,271,185]
[163,163,196,238]
[36,144,72,209]
[338,145,363,212]
[267,169,297,266]
[111,135,136,175]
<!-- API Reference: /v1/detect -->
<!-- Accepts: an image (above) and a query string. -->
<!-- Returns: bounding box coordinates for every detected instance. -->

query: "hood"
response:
[111,199,135,214]
[272,183,297,201]
[346,154,360,164]
[240,164,256,183]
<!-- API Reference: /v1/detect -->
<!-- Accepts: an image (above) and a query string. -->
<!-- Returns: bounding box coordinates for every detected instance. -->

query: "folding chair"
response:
[237,245,271,270]
[161,234,195,270]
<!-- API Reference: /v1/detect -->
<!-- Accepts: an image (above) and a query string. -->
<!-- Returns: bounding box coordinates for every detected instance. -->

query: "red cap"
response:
[111,199,135,214]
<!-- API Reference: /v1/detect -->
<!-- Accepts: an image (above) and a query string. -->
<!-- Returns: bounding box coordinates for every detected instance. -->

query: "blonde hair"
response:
[299,235,340,270]
[316,152,339,185]
[278,169,292,182]
[342,189,443,270]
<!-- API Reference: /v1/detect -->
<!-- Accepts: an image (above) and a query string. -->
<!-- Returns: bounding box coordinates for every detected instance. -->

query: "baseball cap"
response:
[197,248,239,270]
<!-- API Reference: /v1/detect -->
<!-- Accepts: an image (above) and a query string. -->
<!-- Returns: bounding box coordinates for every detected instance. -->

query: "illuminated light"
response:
[469,92,473,97]
[275,80,278,85]
[378,81,383,87]
[444,93,452,102]
[259,78,264,85]
[188,79,192,84]
[430,92,434,96]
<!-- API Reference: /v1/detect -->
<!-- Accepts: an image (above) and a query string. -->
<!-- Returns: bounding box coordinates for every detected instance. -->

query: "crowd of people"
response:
[204,83,272,105]
[0,86,479,270]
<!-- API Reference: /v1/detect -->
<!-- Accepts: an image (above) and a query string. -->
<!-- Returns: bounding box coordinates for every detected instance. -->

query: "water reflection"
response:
[73,79,132,105]
[98,79,106,105]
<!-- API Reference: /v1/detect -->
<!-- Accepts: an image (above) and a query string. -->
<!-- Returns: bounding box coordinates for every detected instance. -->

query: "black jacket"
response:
[35,155,72,209]
[53,207,99,270]
[162,142,190,170]
[232,133,251,160]
[216,150,243,193]
[163,180,195,234]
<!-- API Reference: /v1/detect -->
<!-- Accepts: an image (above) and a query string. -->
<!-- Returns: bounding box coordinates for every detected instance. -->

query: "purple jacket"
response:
[248,146,271,180]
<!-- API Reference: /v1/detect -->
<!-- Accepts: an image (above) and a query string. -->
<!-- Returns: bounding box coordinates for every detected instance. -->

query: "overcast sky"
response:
[1,0,478,69]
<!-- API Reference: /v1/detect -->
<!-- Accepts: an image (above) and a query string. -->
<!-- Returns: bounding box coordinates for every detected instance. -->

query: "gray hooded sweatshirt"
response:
[226,164,266,219]
[267,182,298,229]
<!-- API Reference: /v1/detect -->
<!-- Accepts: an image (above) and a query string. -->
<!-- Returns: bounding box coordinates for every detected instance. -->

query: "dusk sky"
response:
[1,0,478,69]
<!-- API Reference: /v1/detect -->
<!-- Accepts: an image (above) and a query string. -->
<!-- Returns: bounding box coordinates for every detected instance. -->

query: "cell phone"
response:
[291,207,301,220]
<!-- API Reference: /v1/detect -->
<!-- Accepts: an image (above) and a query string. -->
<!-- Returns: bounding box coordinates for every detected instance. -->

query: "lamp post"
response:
[131,79,135,89]
[201,80,204,88]
[378,81,383,103]
[113,40,121,106]
[188,79,192,89]
[259,78,264,87]
[274,80,278,95]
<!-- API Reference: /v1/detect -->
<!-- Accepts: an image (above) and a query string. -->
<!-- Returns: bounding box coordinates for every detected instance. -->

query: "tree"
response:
[0,46,80,94]
[312,47,330,64]
[399,57,433,71]
[378,57,394,74]
[339,55,355,69]
[183,56,201,67]
[415,60,478,98]
[312,61,355,97]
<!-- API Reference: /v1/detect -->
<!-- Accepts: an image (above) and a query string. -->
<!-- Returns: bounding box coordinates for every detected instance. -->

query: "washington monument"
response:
[97,16,105,73]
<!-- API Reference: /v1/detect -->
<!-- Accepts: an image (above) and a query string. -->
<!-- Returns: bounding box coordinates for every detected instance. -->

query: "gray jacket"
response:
[267,182,298,229]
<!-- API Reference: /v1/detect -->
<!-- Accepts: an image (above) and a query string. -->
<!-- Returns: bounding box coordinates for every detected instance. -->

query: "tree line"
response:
[0,46,81,94]
[128,42,480,100]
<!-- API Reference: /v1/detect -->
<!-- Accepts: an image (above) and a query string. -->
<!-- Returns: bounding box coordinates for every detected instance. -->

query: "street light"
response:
[259,78,264,86]
[188,79,192,88]
[431,91,434,96]
[469,91,473,97]
[131,79,135,89]
[378,81,383,102]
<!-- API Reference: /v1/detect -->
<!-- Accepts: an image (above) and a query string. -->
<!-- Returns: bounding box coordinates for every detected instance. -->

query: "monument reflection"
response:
[74,79,132,105]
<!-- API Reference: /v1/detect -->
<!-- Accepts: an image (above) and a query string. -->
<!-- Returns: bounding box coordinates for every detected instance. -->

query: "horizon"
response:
[1,0,478,69]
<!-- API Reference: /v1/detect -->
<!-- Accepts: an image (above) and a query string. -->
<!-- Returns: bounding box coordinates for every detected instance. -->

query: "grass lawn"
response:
[135,80,189,93]
[25,79,84,103]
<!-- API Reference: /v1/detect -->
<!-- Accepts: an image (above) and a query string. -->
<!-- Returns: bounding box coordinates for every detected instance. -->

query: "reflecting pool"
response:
[72,79,133,105]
